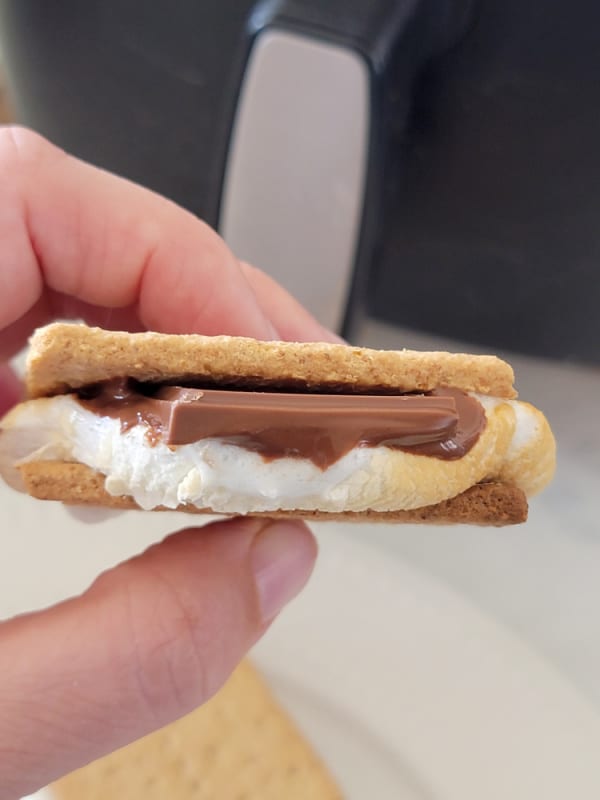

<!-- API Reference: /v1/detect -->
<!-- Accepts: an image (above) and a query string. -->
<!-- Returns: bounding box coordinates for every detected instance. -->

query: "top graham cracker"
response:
[26,323,517,399]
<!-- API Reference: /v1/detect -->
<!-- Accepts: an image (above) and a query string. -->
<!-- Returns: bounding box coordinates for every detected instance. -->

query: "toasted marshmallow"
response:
[0,393,555,514]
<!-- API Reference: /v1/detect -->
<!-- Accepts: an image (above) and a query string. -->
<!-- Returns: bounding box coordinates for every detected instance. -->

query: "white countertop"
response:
[355,320,600,708]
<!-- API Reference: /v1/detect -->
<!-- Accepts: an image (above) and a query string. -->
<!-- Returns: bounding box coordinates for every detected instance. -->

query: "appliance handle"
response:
[218,0,475,334]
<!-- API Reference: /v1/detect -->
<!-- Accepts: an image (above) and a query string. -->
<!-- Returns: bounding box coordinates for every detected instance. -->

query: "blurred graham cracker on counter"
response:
[52,659,342,799]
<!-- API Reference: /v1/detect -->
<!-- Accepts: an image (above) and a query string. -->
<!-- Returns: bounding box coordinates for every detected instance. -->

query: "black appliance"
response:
[1,0,599,362]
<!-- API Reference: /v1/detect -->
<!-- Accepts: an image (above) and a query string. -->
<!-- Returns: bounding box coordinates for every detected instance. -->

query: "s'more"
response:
[0,323,555,525]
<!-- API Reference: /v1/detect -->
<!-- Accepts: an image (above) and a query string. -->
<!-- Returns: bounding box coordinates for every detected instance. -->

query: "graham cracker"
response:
[18,461,529,525]
[52,660,342,800]
[26,323,517,399]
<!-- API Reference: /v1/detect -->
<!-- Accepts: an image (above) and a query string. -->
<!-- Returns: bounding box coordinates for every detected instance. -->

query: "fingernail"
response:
[251,521,317,622]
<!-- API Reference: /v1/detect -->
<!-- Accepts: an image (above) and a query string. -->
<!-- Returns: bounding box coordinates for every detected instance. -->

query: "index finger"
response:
[0,126,276,339]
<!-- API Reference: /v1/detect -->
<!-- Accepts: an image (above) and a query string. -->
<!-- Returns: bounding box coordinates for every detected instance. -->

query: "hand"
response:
[0,127,336,798]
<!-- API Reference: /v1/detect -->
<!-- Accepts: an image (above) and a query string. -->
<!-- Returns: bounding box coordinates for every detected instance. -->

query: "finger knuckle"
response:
[92,561,225,725]
[132,579,224,721]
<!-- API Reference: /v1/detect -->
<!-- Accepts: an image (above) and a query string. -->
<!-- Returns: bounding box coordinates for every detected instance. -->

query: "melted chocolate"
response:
[77,380,485,469]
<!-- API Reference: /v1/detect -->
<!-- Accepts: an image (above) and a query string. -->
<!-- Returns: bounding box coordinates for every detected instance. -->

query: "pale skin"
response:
[0,126,340,799]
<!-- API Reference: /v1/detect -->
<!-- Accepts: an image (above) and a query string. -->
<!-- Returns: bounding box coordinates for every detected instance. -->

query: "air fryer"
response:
[0,0,598,363]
